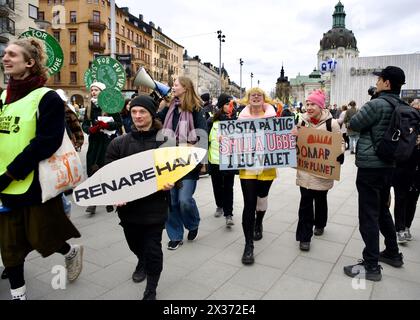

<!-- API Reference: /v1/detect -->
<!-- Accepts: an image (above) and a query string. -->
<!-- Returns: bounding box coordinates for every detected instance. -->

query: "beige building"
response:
[37,1,184,108]
[0,0,38,87]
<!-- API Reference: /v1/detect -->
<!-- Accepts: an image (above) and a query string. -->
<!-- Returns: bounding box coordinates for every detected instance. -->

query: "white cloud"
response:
[116,0,420,94]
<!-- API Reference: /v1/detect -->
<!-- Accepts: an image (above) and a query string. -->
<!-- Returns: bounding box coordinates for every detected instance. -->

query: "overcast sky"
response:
[116,0,420,94]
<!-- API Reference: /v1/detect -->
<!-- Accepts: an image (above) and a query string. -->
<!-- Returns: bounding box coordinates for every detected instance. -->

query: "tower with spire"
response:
[276,65,291,104]
[318,1,359,66]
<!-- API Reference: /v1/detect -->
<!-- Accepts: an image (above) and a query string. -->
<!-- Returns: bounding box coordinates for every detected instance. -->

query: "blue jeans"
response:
[166,179,200,241]
[349,134,359,153]
[61,193,72,217]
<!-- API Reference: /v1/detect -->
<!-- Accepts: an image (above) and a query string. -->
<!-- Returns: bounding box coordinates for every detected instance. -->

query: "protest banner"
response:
[73,147,207,206]
[296,126,342,180]
[219,117,297,170]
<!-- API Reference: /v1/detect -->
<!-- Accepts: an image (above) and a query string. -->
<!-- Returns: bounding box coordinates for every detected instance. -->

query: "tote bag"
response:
[38,131,86,203]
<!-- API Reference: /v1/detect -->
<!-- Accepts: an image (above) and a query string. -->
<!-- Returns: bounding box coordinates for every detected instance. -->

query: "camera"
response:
[368,86,377,97]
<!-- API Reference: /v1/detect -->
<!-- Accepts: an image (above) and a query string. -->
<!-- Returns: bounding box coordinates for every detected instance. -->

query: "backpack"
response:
[373,96,420,163]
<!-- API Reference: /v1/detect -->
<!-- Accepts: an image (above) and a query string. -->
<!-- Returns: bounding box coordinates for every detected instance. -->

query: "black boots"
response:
[254,211,265,241]
[241,243,254,265]
[142,274,160,300]
[132,261,146,283]
[85,205,96,214]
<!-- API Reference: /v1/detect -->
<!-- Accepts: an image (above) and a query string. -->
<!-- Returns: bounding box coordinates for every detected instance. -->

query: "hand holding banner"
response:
[296,127,342,180]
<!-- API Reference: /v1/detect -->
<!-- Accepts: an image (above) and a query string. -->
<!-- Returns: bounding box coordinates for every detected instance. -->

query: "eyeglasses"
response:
[250,93,263,98]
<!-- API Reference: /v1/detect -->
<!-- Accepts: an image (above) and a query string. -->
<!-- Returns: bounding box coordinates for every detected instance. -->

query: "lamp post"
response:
[250,72,254,88]
[217,30,225,96]
[257,80,260,87]
[239,58,243,99]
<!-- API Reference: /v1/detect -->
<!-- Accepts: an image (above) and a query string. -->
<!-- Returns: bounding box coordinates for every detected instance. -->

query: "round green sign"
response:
[98,88,125,114]
[91,56,126,91]
[84,69,93,90]
[19,29,64,76]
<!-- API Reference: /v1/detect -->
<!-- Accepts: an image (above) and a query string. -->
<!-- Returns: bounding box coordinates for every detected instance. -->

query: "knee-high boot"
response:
[142,273,160,300]
[242,222,254,265]
[254,211,266,241]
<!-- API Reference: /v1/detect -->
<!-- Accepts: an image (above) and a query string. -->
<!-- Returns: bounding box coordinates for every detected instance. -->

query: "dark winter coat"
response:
[82,101,122,176]
[349,91,397,169]
[105,122,169,225]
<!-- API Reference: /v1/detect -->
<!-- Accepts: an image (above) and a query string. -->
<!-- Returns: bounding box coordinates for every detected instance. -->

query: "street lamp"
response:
[257,80,260,87]
[217,30,225,96]
[239,58,244,99]
[250,72,254,88]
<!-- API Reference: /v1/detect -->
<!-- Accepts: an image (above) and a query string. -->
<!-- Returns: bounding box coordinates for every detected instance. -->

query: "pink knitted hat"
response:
[306,89,326,109]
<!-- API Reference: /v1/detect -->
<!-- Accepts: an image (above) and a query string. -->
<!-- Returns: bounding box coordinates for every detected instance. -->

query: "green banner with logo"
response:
[98,88,125,114]
[19,29,64,76]
[91,56,126,91]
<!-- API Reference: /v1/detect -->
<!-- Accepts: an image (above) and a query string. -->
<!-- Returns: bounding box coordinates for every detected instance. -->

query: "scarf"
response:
[5,75,46,104]
[309,117,320,125]
[162,97,197,144]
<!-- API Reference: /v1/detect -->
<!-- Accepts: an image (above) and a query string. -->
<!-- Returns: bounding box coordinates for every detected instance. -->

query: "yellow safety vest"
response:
[0,87,51,194]
[208,121,220,164]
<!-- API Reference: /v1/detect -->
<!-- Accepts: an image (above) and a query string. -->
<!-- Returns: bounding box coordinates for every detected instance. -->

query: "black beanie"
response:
[200,93,210,102]
[217,93,232,109]
[130,95,157,118]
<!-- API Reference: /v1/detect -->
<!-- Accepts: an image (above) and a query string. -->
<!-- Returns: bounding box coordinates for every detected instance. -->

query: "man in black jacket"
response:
[105,95,174,300]
[344,66,405,282]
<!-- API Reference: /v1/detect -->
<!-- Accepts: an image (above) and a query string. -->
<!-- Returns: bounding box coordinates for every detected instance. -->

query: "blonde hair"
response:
[240,87,274,105]
[173,76,202,112]
[10,37,49,79]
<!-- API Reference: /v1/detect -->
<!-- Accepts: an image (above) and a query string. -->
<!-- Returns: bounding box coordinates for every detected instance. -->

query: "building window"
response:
[121,41,125,53]
[116,23,119,34]
[0,17,15,35]
[52,10,60,25]
[93,11,100,22]
[108,18,111,29]
[54,72,61,83]
[70,11,77,23]
[53,31,60,42]
[38,11,45,20]
[121,26,125,37]
[70,31,77,44]
[70,52,77,64]
[93,31,100,43]
[28,4,38,19]
[70,72,77,84]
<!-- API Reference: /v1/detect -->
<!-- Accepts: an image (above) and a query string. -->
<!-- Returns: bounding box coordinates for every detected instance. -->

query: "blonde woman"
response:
[237,87,277,265]
[158,76,207,250]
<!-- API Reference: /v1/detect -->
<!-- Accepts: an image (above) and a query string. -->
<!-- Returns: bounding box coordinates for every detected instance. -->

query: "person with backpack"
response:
[392,99,420,244]
[292,90,344,252]
[344,66,407,282]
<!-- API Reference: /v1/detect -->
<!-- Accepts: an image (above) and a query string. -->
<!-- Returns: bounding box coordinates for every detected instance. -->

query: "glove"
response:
[88,125,101,135]
[97,121,110,130]
[0,173,13,192]
[336,153,345,165]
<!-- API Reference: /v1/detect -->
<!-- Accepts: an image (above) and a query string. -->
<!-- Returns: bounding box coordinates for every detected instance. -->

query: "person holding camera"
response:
[344,66,406,282]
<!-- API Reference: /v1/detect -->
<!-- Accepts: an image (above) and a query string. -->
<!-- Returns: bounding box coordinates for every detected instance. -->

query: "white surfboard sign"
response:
[73,146,207,206]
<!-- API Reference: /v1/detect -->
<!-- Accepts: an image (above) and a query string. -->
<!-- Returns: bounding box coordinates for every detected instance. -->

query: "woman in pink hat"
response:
[293,89,344,251]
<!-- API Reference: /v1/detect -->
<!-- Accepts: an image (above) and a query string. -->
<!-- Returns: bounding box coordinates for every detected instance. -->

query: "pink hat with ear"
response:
[306,89,326,109]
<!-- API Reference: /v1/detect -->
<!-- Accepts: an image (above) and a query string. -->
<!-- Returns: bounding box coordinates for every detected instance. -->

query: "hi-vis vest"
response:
[0,87,52,194]
[208,121,220,165]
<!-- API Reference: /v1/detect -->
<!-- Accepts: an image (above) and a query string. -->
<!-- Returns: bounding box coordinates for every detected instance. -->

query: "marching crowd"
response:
[0,38,419,300]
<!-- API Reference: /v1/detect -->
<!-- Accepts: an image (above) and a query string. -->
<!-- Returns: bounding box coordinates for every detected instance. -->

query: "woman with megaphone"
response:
[157,76,207,250]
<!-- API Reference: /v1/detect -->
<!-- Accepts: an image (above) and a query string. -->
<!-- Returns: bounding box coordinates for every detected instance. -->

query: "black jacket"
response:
[105,123,169,225]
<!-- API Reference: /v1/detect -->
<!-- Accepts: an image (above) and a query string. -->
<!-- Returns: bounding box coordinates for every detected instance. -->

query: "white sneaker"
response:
[214,207,223,217]
[11,285,27,300]
[397,231,407,244]
[225,215,234,227]
[65,245,83,282]
[405,228,412,241]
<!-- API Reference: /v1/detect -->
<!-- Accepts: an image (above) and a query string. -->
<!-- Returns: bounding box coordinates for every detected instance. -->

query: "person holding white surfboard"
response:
[158,77,207,250]
[105,95,174,300]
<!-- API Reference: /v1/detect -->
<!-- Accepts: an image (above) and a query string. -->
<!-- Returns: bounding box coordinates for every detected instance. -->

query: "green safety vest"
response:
[0,87,51,194]
[208,121,220,165]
